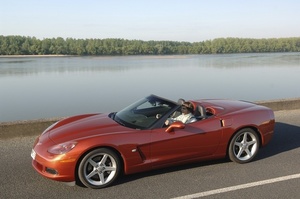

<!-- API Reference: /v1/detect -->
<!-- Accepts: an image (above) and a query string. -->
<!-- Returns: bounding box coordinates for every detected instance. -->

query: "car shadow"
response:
[256,122,300,160]
[115,158,228,187]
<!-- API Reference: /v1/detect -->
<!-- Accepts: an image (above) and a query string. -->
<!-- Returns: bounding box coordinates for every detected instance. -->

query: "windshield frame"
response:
[114,95,178,129]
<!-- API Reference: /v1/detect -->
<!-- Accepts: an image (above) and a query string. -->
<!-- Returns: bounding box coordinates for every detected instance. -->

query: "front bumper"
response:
[31,136,77,182]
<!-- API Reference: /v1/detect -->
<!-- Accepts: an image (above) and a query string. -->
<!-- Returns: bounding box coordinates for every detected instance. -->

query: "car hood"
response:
[47,113,130,143]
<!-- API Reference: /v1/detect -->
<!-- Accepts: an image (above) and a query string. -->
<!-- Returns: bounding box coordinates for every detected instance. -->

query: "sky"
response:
[1,0,300,42]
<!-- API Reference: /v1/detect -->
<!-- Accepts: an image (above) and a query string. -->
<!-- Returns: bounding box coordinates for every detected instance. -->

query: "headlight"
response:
[48,141,77,155]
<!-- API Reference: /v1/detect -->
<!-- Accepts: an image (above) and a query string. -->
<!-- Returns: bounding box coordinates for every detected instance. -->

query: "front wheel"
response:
[78,148,121,189]
[228,128,260,164]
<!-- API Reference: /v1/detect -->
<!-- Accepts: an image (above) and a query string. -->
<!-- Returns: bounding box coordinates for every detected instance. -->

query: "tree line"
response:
[0,35,300,56]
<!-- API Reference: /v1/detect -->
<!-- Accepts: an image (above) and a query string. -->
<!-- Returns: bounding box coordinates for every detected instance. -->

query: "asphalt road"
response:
[1,109,300,199]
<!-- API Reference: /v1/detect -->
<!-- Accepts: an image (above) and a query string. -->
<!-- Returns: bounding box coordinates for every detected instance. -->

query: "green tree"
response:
[0,35,300,55]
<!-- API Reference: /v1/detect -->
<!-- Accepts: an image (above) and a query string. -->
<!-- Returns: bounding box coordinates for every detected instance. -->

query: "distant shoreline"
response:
[0,54,183,58]
[0,55,70,58]
[1,36,300,55]
[0,53,299,59]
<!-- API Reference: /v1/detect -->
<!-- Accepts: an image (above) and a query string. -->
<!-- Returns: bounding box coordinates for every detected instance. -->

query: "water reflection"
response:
[0,53,299,76]
[0,53,299,122]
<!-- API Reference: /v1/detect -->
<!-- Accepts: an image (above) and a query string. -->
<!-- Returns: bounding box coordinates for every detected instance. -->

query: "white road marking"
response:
[171,173,300,199]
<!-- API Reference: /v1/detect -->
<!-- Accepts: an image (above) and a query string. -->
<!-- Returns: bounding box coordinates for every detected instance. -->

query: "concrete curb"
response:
[1,98,300,139]
[256,98,300,111]
[0,118,64,139]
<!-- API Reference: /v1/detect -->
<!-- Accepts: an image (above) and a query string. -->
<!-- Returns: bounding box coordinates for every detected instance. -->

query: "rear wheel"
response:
[78,148,121,189]
[228,128,260,163]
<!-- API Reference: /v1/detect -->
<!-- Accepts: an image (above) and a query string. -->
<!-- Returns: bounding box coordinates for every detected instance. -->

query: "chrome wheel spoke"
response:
[98,173,105,184]
[245,148,252,157]
[247,140,256,146]
[234,141,242,147]
[236,148,244,158]
[104,166,116,172]
[242,132,248,142]
[87,158,98,167]
[86,169,98,179]
[99,154,108,165]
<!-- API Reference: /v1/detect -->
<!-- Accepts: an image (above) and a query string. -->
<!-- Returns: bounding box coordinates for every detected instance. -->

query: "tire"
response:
[228,128,260,164]
[78,148,121,189]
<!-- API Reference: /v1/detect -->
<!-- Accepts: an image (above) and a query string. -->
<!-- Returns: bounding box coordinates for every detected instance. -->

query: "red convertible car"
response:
[31,95,275,189]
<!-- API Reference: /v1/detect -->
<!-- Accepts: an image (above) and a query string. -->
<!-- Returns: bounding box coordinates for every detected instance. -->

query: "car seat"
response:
[193,105,207,120]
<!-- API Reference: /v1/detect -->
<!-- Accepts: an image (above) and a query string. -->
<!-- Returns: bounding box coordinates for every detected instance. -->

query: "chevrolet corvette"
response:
[31,94,275,189]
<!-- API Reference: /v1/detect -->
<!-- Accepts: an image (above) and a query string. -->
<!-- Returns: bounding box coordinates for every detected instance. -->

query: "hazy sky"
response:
[1,0,299,42]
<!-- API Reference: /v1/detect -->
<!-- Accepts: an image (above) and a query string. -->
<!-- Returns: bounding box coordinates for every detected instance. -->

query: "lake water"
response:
[0,53,299,122]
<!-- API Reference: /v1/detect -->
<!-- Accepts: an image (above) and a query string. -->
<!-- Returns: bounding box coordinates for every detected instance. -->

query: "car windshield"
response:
[113,95,177,129]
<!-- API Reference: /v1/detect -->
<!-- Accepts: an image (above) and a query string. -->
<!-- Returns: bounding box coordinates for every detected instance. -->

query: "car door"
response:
[150,117,222,168]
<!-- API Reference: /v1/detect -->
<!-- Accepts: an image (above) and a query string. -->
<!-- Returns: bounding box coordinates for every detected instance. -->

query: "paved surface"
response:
[1,109,300,199]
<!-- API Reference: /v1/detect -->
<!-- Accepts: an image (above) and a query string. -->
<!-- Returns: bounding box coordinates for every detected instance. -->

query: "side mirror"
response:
[165,121,185,133]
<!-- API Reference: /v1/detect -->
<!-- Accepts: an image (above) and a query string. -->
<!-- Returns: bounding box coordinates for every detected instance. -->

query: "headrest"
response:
[177,98,185,105]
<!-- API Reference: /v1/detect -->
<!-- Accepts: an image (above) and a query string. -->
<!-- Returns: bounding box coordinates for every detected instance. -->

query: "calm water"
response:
[0,53,299,122]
